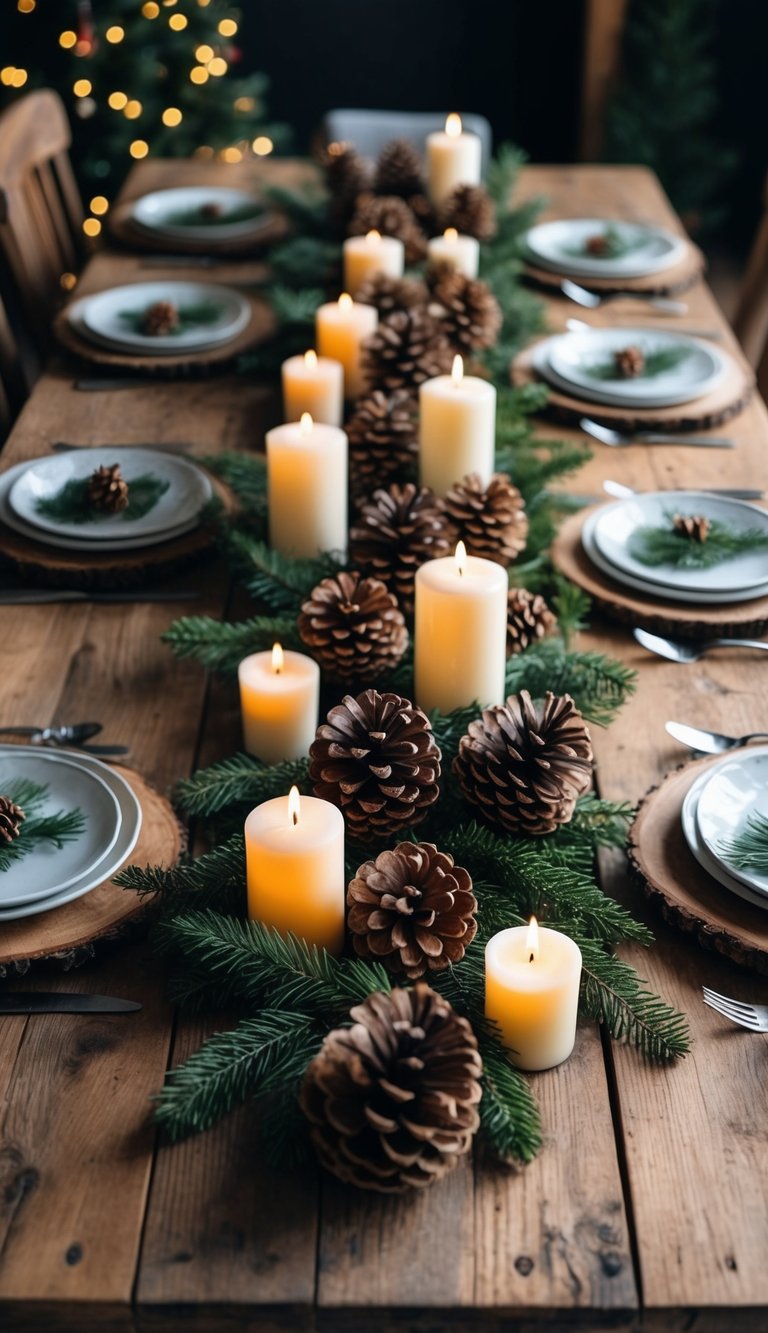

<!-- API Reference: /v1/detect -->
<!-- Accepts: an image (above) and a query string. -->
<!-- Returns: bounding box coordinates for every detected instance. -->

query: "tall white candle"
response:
[485,919,582,1071]
[414,541,507,713]
[238,643,320,765]
[343,229,405,295]
[282,349,344,427]
[419,355,496,497]
[316,292,378,399]
[427,228,480,279]
[426,114,482,207]
[267,413,348,558]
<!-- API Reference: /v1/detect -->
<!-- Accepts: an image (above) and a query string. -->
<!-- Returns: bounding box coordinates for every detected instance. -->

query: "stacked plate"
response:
[582,492,768,604]
[66,280,252,356]
[682,747,768,912]
[524,217,687,280]
[533,327,726,409]
[0,746,142,922]
[130,186,272,244]
[0,447,214,553]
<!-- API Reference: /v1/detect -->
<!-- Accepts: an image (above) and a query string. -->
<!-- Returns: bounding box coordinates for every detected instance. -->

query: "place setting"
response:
[522,215,704,295]
[108,182,284,255]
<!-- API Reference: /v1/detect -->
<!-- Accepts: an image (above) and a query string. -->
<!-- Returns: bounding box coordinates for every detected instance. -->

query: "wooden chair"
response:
[733,175,768,397]
[0,288,26,440]
[321,110,493,176]
[580,0,630,160]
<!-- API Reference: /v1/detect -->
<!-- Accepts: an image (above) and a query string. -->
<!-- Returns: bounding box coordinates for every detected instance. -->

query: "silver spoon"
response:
[565,317,722,341]
[603,479,764,501]
[634,627,768,662]
[666,720,768,754]
[580,418,734,449]
[560,278,687,315]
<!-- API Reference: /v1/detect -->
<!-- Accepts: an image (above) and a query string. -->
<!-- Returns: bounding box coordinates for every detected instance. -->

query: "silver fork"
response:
[580,418,734,449]
[566,317,723,341]
[560,278,688,315]
[603,479,763,500]
[702,988,768,1031]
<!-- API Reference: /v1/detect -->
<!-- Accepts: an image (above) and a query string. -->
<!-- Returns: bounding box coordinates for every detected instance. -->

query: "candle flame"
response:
[338,292,353,310]
[445,112,462,138]
[366,229,381,243]
[300,411,313,434]
[451,353,464,387]
[304,349,318,368]
[526,916,540,964]
[288,785,301,827]
[271,641,284,674]
[454,539,466,577]
[444,227,459,242]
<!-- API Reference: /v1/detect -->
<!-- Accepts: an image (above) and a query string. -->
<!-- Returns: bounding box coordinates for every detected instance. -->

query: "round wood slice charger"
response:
[108,200,289,256]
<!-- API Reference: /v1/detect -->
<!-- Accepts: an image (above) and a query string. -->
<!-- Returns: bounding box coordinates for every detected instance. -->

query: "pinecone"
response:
[507,588,556,657]
[614,345,645,378]
[87,463,129,513]
[585,232,609,256]
[346,390,418,501]
[374,138,424,198]
[199,201,224,220]
[309,688,441,840]
[673,513,711,542]
[429,269,502,354]
[407,192,438,236]
[348,194,427,264]
[299,984,482,1193]
[355,272,428,320]
[298,571,408,686]
[0,794,25,844]
[349,482,456,614]
[142,300,180,337]
[440,184,497,241]
[362,308,454,395]
[347,842,477,979]
[444,472,529,567]
[324,141,372,228]
[454,690,593,836]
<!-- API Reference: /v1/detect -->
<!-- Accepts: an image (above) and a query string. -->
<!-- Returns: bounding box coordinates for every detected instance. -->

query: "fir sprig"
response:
[161,613,301,671]
[0,778,85,872]
[584,346,690,381]
[119,302,225,334]
[35,474,170,526]
[629,517,768,570]
[564,224,642,261]
[173,754,309,819]
[717,811,768,872]
[163,202,266,228]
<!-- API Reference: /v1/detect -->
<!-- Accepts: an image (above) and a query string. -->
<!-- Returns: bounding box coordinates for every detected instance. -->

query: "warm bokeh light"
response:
[218,18,237,36]
[90,195,109,215]
[162,107,183,126]
[190,66,209,84]
[288,786,301,826]
[220,146,242,163]
[451,354,464,386]
[338,293,353,310]
[59,30,77,48]
[108,91,128,110]
[11,68,27,87]
[454,540,467,576]
[193,145,214,159]
[169,12,188,29]
[18,0,35,13]
[0,68,15,86]
[525,916,540,963]
[252,136,273,156]
[271,643,284,674]
[300,412,314,433]
[304,350,318,369]
[124,100,143,119]
[105,25,125,43]
[73,79,92,97]
[129,139,149,159]
[444,227,459,242]
[208,57,227,76]
[141,1,160,15]
[195,43,214,62]
[83,217,102,237]
[60,272,77,291]
[234,96,255,112]
[445,113,462,137]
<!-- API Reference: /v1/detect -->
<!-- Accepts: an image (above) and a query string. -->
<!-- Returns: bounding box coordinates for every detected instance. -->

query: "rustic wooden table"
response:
[0,161,766,1333]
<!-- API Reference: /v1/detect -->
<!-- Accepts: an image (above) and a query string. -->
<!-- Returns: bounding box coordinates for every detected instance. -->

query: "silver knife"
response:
[0,993,141,1014]
[0,590,199,604]
[75,378,166,392]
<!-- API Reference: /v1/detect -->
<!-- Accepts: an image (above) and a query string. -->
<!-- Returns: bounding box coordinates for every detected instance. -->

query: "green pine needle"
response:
[505,641,636,727]
[717,811,768,871]
[36,474,170,526]
[119,302,225,334]
[162,203,265,228]
[0,778,85,873]
[584,346,690,381]
[162,613,301,672]
[479,1044,543,1163]
[564,224,641,260]
[629,517,768,570]
[174,754,309,818]
[578,940,690,1060]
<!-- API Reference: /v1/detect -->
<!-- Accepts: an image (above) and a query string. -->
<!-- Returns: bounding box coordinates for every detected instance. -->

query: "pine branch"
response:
[162,613,300,672]
[479,1042,543,1163]
[228,535,342,613]
[269,282,326,329]
[578,940,690,1060]
[115,835,246,915]
[0,778,85,872]
[505,641,636,727]
[717,811,768,871]
[629,518,768,570]
[486,142,527,207]
[201,452,267,518]
[262,184,330,235]
[269,236,341,289]
[174,754,310,818]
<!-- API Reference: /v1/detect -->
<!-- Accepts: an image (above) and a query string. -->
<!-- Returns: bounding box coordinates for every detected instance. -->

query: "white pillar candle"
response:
[426,113,482,208]
[245,787,346,956]
[414,541,507,713]
[266,413,348,559]
[281,349,344,427]
[419,355,496,497]
[427,228,480,279]
[343,229,405,296]
[316,292,378,400]
[238,643,320,765]
[485,919,582,1071]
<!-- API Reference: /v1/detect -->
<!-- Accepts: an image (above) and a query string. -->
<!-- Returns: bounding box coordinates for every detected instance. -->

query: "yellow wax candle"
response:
[414,541,507,713]
[266,412,348,558]
[427,227,480,279]
[316,292,378,399]
[245,787,346,956]
[485,919,582,1071]
[238,643,320,765]
[426,113,482,207]
[281,349,344,426]
[419,355,496,497]
[343,229,405,295]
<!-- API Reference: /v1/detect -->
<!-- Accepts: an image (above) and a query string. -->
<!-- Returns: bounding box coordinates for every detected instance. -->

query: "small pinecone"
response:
[348,194,427,264]
[142,300,180,337]
[429,269,502,354]
[199,201,224,219]
[454,689,593,836]
[356,272,428,320]
[349,482,456,614]
[585,232,609,256]
[347,842,477,979]
[87,463,129,513]
[346,390,418,501]
[444,472,529,567]
[614,345,645,378]
[362,308,454,395]
[673,512,711,543]
[374,138,424,198]
[324,141,371,218]
[309,688,441,839]
[298,571,408,686]
[441,184,497,241]
[300,984,482,1193]
[507,588,556,657]
[0,794,25,844]
[407,192,438,235]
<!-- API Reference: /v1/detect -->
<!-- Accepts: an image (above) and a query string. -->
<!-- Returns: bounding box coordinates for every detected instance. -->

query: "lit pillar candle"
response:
[414,540,507,713]
[343,229,405,295]
[485,918,582,1071]
[419,355,496,497]
[281,349,344,427]
[427,227,480,279]
[267,412,348,558]
[426,113,482,207]
[316,292,378,399]
[245,787,346,956]
[238,642,320,765]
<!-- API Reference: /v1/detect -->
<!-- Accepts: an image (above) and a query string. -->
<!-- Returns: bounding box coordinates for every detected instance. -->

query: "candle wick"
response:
[292,810,298,826]
[529,952,535,964]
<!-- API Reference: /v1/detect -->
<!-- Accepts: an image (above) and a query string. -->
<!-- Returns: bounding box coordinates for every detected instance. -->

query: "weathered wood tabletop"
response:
[0,161,766,1333]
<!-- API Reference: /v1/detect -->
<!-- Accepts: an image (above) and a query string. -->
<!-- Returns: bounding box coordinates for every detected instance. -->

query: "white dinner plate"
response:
[681,767,768,912]
[547,329,725,406]
[0,746,142,921]
[9,448,213,542]
[695,746,768,896]
[131,186,270,241]
[531,336,728,410]
[524,218,686,279]
[71,282,251,354]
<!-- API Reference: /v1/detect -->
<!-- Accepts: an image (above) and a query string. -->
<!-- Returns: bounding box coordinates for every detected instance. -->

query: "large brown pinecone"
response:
[348,194,427,264]
[454,690,593,836]
[299,984,482,1193]
[362,308,454,395]
[429,268,502,354]
[324,141,371,228]
[349,482,456,614]
[507,587,557,657]
[347,842,477,979]
[374,138,424,198]
[444,472,528,567]
[346,390,418,502]
[440,183,497,241]
[407,191,438,236]
[0,794,25,844]
[87,464,129,513]
[298,571,408,686]
[355,272,428,320]
[309,689,441,839]
[142,300,180,337]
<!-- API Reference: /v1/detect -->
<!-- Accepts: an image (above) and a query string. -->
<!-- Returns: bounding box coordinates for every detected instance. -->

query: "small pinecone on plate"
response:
[506,587,556,656]
[199,201,224,220]
[87,463,129,513]
[444,472,528,567]
[0,794,25,844]
[349,482,456,613]
[362,308,453,395]
[324,141,371,225]
[348,194,427,264]
[298,571,408,685]
[429,268,502,354]
[142,300,180,337]
[585,232,609,256]
[440,183,497,241]
[347,841,477,979]
[614,344,645,378]
[309,688,441,839]
[673,513,711,543]
[454,689,593,836]
[374,138,424,198]
[355,272,428,319]
[346,390,418,501]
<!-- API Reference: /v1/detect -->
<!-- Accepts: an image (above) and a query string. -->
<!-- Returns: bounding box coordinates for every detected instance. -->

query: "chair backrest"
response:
[733,175,768,397]
[322,110,492,176]
[0,287,26,441]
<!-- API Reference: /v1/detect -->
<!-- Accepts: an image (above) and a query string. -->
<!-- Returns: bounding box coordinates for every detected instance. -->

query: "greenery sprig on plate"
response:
[629,514,768,570]
[163,203,265,228]
[718,812,768,872]
[119,302,225,335]
[564,224,642,261]
[36,474,170,525]
[584,346,689,381]
[0,778,85,873]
